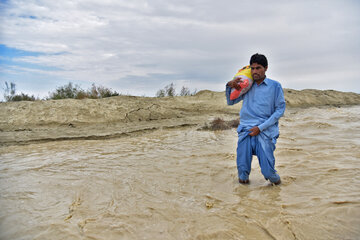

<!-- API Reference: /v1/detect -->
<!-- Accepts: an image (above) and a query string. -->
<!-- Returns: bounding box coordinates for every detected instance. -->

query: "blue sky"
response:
[1,0,360,100]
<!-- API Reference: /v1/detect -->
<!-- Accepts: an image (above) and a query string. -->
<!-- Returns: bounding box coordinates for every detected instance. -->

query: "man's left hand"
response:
[249,126,260,136]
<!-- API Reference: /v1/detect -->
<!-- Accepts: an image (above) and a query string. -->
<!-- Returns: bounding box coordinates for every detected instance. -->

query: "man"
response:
[226,53,285,185]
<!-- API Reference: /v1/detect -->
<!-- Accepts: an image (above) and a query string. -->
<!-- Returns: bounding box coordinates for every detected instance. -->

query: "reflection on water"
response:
[1,106,359,239]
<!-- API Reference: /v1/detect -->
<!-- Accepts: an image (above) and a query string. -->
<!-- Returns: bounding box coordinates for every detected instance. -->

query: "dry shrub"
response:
[210,118,228,130]
[201,117,239,131]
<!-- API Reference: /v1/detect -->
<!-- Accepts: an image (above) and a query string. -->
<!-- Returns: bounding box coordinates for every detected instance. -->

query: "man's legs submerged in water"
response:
[236,132,280,184]
[236,133,252,182]
[255,133,281,184]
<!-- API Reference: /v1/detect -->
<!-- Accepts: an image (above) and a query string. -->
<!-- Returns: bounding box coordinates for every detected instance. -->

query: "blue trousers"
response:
[236,131,280,183]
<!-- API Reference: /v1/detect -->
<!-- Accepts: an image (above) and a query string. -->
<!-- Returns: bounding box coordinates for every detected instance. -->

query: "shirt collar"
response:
[255,77,268,86]
[263,77,269,85]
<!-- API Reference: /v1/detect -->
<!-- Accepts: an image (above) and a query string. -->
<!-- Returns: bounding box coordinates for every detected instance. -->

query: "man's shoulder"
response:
[265,77,280,84]
[265,78,282,87]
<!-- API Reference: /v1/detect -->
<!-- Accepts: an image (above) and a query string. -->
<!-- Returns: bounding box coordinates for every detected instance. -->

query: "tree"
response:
[155,83,198,97]
[4,81,16,101]
[164,83,176,97]
[156,89,165,97]
[180,86,191,96]
[155,83,176,97]
[3,81,36,101]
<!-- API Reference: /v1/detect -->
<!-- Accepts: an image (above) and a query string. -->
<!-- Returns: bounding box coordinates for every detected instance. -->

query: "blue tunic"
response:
[226,78,286,183]
[226,78,286,139]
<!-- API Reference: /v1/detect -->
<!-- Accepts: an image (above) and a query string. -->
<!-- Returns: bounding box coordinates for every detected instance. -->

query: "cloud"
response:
[0,0,360,99]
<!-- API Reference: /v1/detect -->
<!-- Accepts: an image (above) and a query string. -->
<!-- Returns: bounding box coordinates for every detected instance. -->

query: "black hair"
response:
[250,53,268,68]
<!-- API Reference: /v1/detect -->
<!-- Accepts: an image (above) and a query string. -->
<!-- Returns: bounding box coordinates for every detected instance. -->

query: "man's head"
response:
[250,53,268,82]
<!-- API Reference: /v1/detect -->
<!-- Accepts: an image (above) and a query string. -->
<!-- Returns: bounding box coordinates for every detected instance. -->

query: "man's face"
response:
[251,63,267,82]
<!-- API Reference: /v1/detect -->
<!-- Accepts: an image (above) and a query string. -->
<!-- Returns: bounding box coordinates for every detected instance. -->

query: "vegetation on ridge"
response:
[2,81,198,102]
[156,83,197,97]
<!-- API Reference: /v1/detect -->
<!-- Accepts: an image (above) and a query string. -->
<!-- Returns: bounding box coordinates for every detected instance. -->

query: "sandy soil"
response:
[0,88,359,145]
[0,106,359,240]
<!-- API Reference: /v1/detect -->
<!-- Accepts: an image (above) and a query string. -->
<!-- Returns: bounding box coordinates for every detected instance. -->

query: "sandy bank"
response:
[283,88,360,107]
[1,88,359,145]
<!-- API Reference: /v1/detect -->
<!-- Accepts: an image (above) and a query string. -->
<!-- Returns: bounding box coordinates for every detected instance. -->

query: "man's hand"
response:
[249,126,260,136]
[227,77,242,90]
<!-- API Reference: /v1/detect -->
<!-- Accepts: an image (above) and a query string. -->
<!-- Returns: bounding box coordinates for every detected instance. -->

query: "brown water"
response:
[0,106,359,240]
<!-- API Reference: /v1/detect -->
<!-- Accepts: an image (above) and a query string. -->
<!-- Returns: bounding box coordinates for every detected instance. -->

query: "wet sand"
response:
[1,89,360,145]
[0,89,360,239]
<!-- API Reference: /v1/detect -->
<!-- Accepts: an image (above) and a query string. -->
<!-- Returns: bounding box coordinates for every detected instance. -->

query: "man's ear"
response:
[265,66,268,72]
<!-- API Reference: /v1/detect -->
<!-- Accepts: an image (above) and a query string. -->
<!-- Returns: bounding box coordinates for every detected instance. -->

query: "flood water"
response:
[0,106,359,240]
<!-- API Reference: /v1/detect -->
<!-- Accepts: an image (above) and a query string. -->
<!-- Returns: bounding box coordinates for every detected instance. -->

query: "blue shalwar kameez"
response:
[226,78,286,183]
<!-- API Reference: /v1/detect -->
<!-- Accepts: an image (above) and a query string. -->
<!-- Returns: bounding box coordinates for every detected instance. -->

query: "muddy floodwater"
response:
[1,106,359,240]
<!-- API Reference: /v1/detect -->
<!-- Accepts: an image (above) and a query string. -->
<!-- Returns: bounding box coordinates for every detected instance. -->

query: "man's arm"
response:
[258,83,286,132]
[225,78,244,105]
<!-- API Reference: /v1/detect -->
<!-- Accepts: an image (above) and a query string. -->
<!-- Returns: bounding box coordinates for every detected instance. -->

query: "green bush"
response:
[87,84,119,99]
[47,82,83,100]
[47,82,120,100]
[10,93,37,101]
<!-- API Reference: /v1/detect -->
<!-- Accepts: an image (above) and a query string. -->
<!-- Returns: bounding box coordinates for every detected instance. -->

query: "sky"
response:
[0,0,360,100]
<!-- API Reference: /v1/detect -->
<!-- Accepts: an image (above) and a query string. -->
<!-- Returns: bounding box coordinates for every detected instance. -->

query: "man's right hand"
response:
[227,77,242,90]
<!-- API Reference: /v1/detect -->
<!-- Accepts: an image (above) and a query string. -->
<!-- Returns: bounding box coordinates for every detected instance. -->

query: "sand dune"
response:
[0,88,359,145]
